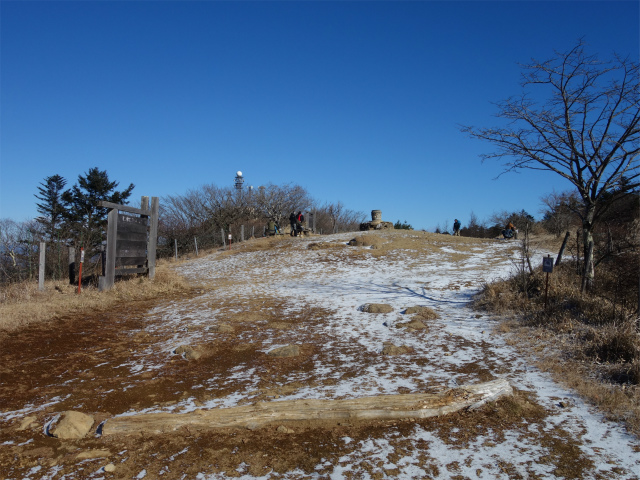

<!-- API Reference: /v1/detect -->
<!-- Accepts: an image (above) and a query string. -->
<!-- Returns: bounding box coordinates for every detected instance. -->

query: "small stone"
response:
[104,463,116,472]
[276,425,294,434]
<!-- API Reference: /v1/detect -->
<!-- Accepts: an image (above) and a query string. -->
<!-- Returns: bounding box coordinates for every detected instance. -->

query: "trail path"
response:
[1,231,638,479]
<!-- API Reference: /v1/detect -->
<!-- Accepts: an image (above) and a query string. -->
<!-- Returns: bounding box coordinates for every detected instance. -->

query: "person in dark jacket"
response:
[289,212,297,236]
[453,219,461,236]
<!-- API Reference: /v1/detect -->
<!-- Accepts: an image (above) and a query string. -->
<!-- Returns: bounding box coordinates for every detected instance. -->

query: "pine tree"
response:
[61,168,134,255]
[34,174,67,241]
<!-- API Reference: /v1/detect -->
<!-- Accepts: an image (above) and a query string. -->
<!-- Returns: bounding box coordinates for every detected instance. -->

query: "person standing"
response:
[289,211,297,236]
[453,219,461,236]
[296,211,305,236]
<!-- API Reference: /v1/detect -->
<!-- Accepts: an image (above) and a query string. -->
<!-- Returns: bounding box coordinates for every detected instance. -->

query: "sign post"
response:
[542,255,553,308]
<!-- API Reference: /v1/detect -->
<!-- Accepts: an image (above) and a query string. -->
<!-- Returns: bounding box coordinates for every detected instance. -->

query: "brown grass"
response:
[473,259,640,436]
[0,262,192,333]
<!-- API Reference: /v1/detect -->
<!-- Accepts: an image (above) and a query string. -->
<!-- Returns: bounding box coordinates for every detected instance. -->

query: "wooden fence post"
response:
[555,231,570,266]
[221,228,226,247]
[194,237,198,256]
[241,225,245,242]
[68,247,75,285]
[174,239,178,260]
[148,197,159,280]
[103,209,118,290]
[38,242,46,291]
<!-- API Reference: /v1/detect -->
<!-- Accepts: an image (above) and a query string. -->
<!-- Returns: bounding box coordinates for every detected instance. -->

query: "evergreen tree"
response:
[61,168,134,254]
[34,174,67,241]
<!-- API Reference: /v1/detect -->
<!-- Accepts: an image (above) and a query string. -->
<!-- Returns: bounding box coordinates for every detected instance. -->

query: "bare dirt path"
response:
[1,231,638,479]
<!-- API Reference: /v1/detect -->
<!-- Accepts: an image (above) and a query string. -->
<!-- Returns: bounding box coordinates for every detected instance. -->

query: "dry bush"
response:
[0,264,192,332]
[404,306,439,320]
[475,248,640,435]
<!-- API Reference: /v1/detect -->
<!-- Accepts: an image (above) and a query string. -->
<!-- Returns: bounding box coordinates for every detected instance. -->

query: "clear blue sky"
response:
[1,1,638,231]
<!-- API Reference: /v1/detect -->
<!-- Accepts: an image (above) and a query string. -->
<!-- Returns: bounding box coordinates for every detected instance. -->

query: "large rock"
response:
[359,303,393,314]
[49,411,95,439]
[404,306,439,320]
[381,342,412,355]
[174,345,203,360]
[268,345,301,358]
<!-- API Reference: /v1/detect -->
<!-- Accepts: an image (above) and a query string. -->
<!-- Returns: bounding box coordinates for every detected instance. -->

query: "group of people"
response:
[289,211,305,236]
[451,217,518,239]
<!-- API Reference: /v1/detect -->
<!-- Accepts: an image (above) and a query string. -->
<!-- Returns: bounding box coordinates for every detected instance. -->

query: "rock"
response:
[381,343,412,355]
[348,235,384,248]
[276,425,295,434]
[174,345,202,360]
[49,411,95,439]
[17,415,38,431]
[268,345,301,358]
[397,320,428,331]
[210,323,234,333]
[404,306,439,320]
[76,449,111,460]
[104,463,116,472]
[360,303,393,314]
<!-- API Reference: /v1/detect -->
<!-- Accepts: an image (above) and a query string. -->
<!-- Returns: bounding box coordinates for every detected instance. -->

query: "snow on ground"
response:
[122,231,638,479]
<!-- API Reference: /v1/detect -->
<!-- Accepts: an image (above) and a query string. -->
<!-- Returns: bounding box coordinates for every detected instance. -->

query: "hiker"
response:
[453,219,461,236]
[296,211,305,236]
[289,211,297,236]
[502,222,517,239]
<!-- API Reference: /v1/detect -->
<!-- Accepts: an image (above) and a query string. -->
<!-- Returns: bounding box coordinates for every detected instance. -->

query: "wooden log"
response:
[101,379,512,436]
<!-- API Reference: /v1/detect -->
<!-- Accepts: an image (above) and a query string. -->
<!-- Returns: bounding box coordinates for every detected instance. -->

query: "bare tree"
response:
[462,40,639,290]
[253,183,312,227]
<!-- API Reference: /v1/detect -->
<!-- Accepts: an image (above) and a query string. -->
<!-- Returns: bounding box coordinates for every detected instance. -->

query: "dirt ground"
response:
[1,232,638,479]
[0,299,584,479]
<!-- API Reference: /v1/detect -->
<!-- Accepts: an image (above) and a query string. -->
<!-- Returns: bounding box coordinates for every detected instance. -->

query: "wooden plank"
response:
[116,231,147,243]
[99,201,149,216]
[116,244,147,257]
[102,379,512,436]
[115,267,148,276]
[118,214,148,227]
[116,257,147,266]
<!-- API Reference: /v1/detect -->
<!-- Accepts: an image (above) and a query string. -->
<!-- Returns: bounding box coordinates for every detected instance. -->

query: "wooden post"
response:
[77,248,84,294]
[194,237,198,256]
[68,247,75,285]
[38,242,46,291]
[221,228,226,247]
[174,239,178,260]
[241,225,245,242]
[148,197,159,280]
[555,231,570,266]
[251,225,255,238]
[103,209,118,290]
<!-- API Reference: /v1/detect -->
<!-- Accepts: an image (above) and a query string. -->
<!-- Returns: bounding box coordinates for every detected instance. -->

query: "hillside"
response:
[1,230,638,479]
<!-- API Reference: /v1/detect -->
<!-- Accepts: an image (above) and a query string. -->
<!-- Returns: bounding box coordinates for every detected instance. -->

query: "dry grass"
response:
[474,259,640,436]
[0,262,192,333]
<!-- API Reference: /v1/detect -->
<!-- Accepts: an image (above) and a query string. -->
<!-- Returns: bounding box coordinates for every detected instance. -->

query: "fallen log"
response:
[101,378,512,436]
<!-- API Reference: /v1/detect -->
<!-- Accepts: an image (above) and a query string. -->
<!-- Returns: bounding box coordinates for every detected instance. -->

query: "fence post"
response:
[174,239,178,260]
[241,225,245,242]
[38,242,46,291]
[68,246,75,285]
[252,225,255,238]
[194,237,198,256]
[221,228,226,247]
[148,197,159,280]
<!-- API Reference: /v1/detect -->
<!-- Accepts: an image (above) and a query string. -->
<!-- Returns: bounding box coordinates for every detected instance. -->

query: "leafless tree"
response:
[314,202,365,233]
[253,183,312,227]
[462,40,639,290]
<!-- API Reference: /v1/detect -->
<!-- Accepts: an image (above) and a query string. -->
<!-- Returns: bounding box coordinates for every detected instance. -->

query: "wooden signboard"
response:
[98,196,159,291]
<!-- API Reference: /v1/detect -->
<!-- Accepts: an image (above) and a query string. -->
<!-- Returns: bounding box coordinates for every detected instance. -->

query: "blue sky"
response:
[1,1,638,231]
